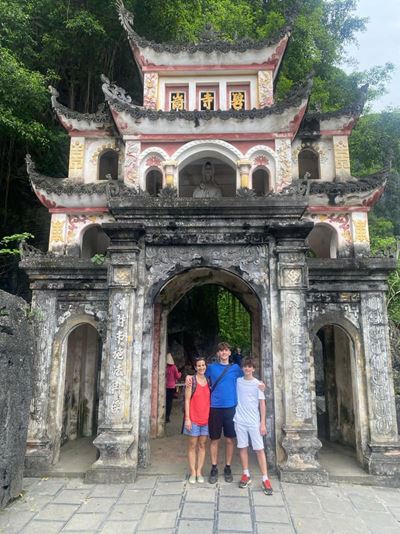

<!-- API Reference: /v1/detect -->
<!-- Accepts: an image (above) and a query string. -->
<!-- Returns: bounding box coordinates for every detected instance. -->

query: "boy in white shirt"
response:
[233,357,273,495]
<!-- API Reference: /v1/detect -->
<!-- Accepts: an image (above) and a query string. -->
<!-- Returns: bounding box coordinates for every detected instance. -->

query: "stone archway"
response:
[49,318,103,465]
[138,265,275,470]
[309,316,369,467]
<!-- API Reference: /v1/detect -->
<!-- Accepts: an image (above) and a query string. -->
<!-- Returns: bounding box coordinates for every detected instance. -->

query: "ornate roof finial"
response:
[101,74,132,104]
[115,0,135,37]
[48,85,60,109]
[197,23,222,43]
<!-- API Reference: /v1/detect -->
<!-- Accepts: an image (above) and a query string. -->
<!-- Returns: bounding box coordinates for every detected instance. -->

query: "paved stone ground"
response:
[1,476,400,533]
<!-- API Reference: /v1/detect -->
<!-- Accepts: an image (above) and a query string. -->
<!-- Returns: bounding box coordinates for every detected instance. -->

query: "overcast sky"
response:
[344,0,400,111]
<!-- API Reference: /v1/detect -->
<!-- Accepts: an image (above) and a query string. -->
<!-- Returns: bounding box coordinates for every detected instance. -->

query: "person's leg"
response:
[165,388,174,421]
[222,407,236,482]
[209,438,220,465]
[255,449,268,477]
[187,436,198,477]
[208,408,222,483]
[239,446,249,472]
[225,437,234,466]
[197,435,207,477]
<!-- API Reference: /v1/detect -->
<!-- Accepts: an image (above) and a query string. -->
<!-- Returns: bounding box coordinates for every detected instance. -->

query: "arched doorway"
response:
[311,321,367,470]
[252,168,270,196]
[50,322,103,470]
[142,266,274,473]
[139,266,276,478]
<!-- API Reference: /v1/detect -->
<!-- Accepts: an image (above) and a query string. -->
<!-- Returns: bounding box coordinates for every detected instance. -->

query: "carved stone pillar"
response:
[25,290,57,475]
[86,225,143,483]
[237,159,252,189]
[360,291,400,476]
[276,241,328,485]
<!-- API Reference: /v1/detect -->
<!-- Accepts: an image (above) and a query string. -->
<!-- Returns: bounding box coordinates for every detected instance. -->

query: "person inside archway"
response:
[166,353,181,423]
[192,161,222,199]
[183,357,211,483]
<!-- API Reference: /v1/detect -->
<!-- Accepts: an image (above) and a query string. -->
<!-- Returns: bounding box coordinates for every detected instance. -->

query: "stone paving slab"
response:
[1,476,400,533]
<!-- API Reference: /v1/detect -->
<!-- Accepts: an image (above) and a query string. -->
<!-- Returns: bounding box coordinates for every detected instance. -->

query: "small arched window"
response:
[146,169,163,197]
[98,150,118,180]
[252,168,270,196]
[81,225,110,259]
[298,148,320,180]
[307,224,337,258]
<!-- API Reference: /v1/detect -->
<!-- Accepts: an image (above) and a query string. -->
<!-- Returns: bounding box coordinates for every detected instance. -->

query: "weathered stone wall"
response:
[0,290,33,509]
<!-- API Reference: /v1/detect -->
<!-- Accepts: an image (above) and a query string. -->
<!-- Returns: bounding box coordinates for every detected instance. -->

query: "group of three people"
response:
[178,342,272,495]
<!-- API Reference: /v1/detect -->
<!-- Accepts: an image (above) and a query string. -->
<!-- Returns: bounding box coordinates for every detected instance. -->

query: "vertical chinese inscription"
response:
[333,136,351,179]
[285,296,310,421]
[109,295,129,417]
[364,294,394,435]
[68,139,85,177]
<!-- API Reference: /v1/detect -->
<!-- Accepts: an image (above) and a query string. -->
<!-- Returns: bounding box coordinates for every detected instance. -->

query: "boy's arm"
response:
[259,399,266,436]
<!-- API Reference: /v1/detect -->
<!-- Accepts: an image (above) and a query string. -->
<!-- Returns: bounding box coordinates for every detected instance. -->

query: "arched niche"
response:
[252,167,270,196]
[98,150,119,180]
[307,223,338,258]
[81,225,110,259]
[146,169,163,197]
[179,156,236,198]
[298,147,320,180]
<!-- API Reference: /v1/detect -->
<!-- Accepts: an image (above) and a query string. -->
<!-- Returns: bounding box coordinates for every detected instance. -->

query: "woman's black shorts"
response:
[208,407,236,440]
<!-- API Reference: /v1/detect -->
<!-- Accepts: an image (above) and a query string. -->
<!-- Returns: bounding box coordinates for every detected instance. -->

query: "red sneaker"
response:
[262,479,273,495]
[238,474,251,488]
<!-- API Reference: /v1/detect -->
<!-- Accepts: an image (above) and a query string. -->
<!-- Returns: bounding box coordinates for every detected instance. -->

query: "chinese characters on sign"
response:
[200,91,215,111]
[171,92,185,111]
[231,91,246,111]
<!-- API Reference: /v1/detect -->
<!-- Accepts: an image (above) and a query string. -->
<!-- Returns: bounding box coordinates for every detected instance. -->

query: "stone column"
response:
[360,291,400,476]
[25,290,58,475]
[86,225,143,483]
[237,159,252,189]
[276,240,328,485]
[161,160,178,189]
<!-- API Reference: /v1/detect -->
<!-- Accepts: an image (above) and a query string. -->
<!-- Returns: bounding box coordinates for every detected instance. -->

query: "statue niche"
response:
[192,161,222,199]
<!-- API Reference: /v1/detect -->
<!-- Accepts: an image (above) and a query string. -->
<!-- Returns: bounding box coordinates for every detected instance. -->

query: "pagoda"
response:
[22,1,400,485]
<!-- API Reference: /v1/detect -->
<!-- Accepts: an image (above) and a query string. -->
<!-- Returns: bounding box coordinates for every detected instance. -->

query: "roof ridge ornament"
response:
[101,74,132,105]
[197,23,222,44]
[115,0,295,54]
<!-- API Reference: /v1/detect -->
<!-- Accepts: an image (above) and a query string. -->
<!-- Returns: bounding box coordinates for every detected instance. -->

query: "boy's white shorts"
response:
[234,423,264,450]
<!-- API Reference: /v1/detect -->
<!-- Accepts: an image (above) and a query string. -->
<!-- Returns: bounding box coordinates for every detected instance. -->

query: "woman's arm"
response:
[184,384,192,430]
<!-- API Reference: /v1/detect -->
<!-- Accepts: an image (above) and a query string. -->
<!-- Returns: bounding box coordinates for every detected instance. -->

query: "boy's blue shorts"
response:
[183,422,209,437]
